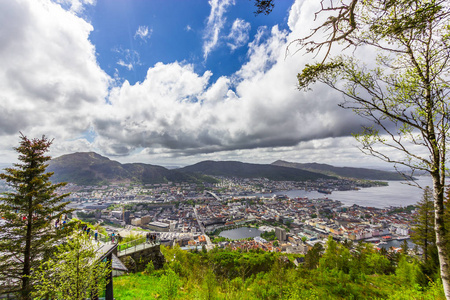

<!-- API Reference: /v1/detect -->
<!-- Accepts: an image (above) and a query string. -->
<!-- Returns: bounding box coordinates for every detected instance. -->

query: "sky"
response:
[0,0,409,169]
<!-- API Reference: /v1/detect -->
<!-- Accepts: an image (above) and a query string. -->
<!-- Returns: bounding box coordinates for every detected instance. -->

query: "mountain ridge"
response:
[46,152,408,185]
[271,160,409,181]
[47,152,208,185]
[177,160,334,182]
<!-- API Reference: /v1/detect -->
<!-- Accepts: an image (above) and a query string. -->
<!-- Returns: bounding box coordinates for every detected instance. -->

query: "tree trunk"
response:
[431,172,450,299]
[21,210,32,300]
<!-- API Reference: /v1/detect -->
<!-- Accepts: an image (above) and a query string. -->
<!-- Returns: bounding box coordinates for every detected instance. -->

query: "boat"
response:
[381,235,393,242]
[317,189,332,194]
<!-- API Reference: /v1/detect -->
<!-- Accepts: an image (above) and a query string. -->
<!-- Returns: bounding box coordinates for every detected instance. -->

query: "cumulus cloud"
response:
[227,19,251,51]
[89,0,379,161]
[0,0,109,156]
[203,0,235,60]
[134,25,152,41]
[0,0,420,168]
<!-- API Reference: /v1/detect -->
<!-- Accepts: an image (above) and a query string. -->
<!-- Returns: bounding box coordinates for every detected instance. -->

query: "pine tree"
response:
[0,134,73,299]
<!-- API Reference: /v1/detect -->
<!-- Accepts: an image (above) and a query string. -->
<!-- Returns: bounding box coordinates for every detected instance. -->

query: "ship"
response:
[317,189,332,194]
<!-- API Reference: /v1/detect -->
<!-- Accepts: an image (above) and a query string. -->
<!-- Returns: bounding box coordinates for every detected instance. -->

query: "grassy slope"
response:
[114,246,445,300]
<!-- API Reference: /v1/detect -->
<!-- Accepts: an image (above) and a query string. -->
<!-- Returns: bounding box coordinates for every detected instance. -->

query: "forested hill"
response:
[47,153,408,186]
[272,160,409,181]
[47,152,213,185]
[177,160,334,182]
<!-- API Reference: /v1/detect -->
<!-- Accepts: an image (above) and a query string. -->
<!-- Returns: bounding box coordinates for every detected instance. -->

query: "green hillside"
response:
[114,242,444,300]
[47,152,216,185]
[272,160,410,181]
[179,161,334,182]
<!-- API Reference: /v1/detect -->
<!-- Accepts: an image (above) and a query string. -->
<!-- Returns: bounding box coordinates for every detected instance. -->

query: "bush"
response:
[145,261,155,275]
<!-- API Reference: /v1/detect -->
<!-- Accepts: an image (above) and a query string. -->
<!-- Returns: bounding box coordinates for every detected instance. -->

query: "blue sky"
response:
[87,0,293,86]
[0,0,404,169]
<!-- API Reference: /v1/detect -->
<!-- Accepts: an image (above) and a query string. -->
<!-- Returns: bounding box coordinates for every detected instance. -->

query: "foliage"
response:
[388,205,416,215]
[159,268,180,300]
[144,261,155,275]
[395,256,421,286]
[0,134,73,299]
[412,187,446,284]
[304,242,323,270]
[212,236,230,243]
[260,230,276,241]
[120,232,144,244]
[253,0,274,15]
[114,242,446,299]
[294,0,450,296]
[30,231,110,300]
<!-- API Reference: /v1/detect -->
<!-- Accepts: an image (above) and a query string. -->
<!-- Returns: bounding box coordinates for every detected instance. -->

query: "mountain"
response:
[47,152,209,185]
[271,160,408,181]
[178,160,334,181]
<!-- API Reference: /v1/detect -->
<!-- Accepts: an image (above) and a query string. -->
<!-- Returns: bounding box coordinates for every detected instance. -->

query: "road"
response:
[193,207,214,250]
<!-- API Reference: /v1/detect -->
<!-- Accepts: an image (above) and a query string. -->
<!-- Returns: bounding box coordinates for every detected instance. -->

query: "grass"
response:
[114,273,160,300]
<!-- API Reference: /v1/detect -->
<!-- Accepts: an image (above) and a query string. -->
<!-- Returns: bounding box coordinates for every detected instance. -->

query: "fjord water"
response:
[219,227,262,240]
[331,176,432,208]
[261,176,432,209]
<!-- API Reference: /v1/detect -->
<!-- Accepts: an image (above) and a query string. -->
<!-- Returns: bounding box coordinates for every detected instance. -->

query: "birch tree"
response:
[30,231,110,300]
[292,0,450,297]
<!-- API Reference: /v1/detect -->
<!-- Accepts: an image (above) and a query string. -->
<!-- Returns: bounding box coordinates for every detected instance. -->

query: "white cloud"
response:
[0,0,425,169]
[114,48,141,70]
[117,60,133,71]
[134,25,152,41]
[227,19,251,51]
[203,0,235,60]
[88,0,398,165]
[185,25,192,32]
[0,0,109,154]
[54,0,95,14]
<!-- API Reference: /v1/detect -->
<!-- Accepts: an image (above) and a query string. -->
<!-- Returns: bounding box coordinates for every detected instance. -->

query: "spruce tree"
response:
[411,186,442,282]
[411,187,436,263]
[0,134,73,299]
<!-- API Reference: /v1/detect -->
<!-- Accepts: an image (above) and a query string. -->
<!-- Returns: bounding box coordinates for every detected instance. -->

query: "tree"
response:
[411,187,436,263]
[292,0,450,297]
[0,134,73,299]
[159,268,180,300]
[304,242,324,270]
[30,231,110,300]
[401,240,409,255]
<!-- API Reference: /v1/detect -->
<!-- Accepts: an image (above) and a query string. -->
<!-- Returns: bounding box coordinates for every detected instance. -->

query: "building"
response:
[148,221,170,232]
[123,211,131,224]
[275,227,286,242]
[141,215,151,225]
[131,218,142,226]
[111,210,122,219]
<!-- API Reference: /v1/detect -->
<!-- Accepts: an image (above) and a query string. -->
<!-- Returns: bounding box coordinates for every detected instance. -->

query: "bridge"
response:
[205,191,222,201]
[96,233,161,256]
[116,237,160,257]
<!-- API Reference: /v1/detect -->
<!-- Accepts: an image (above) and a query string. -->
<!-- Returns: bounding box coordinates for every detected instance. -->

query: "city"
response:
[63,176,416,255]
